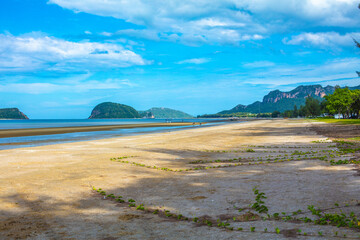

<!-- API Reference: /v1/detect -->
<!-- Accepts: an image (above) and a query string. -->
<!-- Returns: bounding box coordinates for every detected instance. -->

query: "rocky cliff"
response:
[262,85,335,103]
[219,84,360,114]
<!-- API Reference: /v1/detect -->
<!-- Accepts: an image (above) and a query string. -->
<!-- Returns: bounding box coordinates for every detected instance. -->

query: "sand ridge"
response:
[0,122,206,138]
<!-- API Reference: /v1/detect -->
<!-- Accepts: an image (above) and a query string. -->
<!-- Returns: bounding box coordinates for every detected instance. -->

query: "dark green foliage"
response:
[279,96,321,118]
[136,204,145,210]
[271,111,280,118]
[245,148,255,152]
[324,88,360,119]
[139,107,193,119]
[251,187,268,214]
[308,205,360,229]
[304,97,321,117]
[0,108,28,119]
[89,102,140,119]
[292,105,299,118]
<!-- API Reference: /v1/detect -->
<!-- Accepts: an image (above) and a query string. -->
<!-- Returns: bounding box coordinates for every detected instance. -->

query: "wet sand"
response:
[0,119,359,239]
[0,122,204,138]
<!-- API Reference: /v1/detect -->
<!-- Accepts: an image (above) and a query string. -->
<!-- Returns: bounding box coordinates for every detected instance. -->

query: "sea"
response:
[0,118,226,150]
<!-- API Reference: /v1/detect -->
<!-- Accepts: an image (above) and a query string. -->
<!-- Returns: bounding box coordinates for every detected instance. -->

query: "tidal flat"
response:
[0,119,359,239]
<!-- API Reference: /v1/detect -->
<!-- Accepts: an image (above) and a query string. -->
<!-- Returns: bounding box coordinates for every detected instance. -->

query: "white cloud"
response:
[239,0,359,27]
[242,58,360,86]
[243,61,275,68]
[0,33,148,73]
[0,78,135,94]
[283,32,360,49]
[176,58,211,64]
[49,0,359,45]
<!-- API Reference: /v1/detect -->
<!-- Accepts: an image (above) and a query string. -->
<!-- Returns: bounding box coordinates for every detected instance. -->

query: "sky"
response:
[0,0,360,119]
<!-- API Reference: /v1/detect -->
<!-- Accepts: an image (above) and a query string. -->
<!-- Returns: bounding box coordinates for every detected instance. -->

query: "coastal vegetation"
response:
[101,135,360,238]
[201,80,360,119]
[278,87,360,119]
[314,119,360,125]
[214,84,360,115]
[93,181,360,238]
[200,87,360,120]
[110,144,359,173]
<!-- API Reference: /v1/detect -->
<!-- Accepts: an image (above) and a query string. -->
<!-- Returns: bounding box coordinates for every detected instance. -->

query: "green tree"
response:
[324,88,353,118]
[298,105,308,117]
[282,110,292,118]
[350,89,360,118]
[305,97,321,117]
[271,111,280,118]
[292,105,299,118]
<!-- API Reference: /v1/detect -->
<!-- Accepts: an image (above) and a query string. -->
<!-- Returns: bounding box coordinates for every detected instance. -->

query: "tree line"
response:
[273,87,360,119]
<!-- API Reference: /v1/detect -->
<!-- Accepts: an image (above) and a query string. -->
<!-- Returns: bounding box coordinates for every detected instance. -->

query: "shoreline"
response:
[0,122,207,138]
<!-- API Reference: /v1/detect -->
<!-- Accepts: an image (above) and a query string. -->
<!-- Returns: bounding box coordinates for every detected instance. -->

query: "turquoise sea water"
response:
[0,118,226,150]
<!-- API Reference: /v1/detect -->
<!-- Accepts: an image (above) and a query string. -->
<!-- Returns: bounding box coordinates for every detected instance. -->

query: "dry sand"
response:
[0,119,359,239]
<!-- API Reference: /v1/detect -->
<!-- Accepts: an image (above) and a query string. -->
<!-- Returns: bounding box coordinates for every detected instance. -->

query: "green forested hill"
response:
[216,84,360,115]
[0,108,29,119]
[220,98,309,114]
[89,102,140,119]
[139,107,193,119]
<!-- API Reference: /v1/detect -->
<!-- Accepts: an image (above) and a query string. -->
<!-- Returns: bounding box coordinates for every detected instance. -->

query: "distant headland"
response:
[199,84,360,117]
[88,102,193,119]
[88,102,140,119]
[0,108,29,120]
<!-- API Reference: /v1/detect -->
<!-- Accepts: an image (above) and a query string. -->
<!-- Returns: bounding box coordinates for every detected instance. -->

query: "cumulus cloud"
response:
[0,33,148,73]
[283,32,360,49]
[238,0,359,27]
[48,0,359,45]
[176,58,211,64]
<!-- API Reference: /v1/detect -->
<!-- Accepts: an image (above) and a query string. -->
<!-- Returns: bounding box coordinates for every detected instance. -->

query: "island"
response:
[139,107,193,119]
[88,102,140,119]
[0,108,29,119]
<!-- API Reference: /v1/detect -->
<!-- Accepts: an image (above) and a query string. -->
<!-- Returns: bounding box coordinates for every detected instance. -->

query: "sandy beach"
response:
[0,119,359,239]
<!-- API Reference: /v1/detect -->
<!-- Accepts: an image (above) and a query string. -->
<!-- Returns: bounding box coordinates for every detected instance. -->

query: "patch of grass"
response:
[314,118,360,125]
[92,186,359,238]
[348,137,360,141]
[308,205,360,229]
[246,148,255,152]
[251,186,268,214]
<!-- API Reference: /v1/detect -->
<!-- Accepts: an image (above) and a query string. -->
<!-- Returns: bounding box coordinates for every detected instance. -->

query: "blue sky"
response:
[0,0,360,118]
